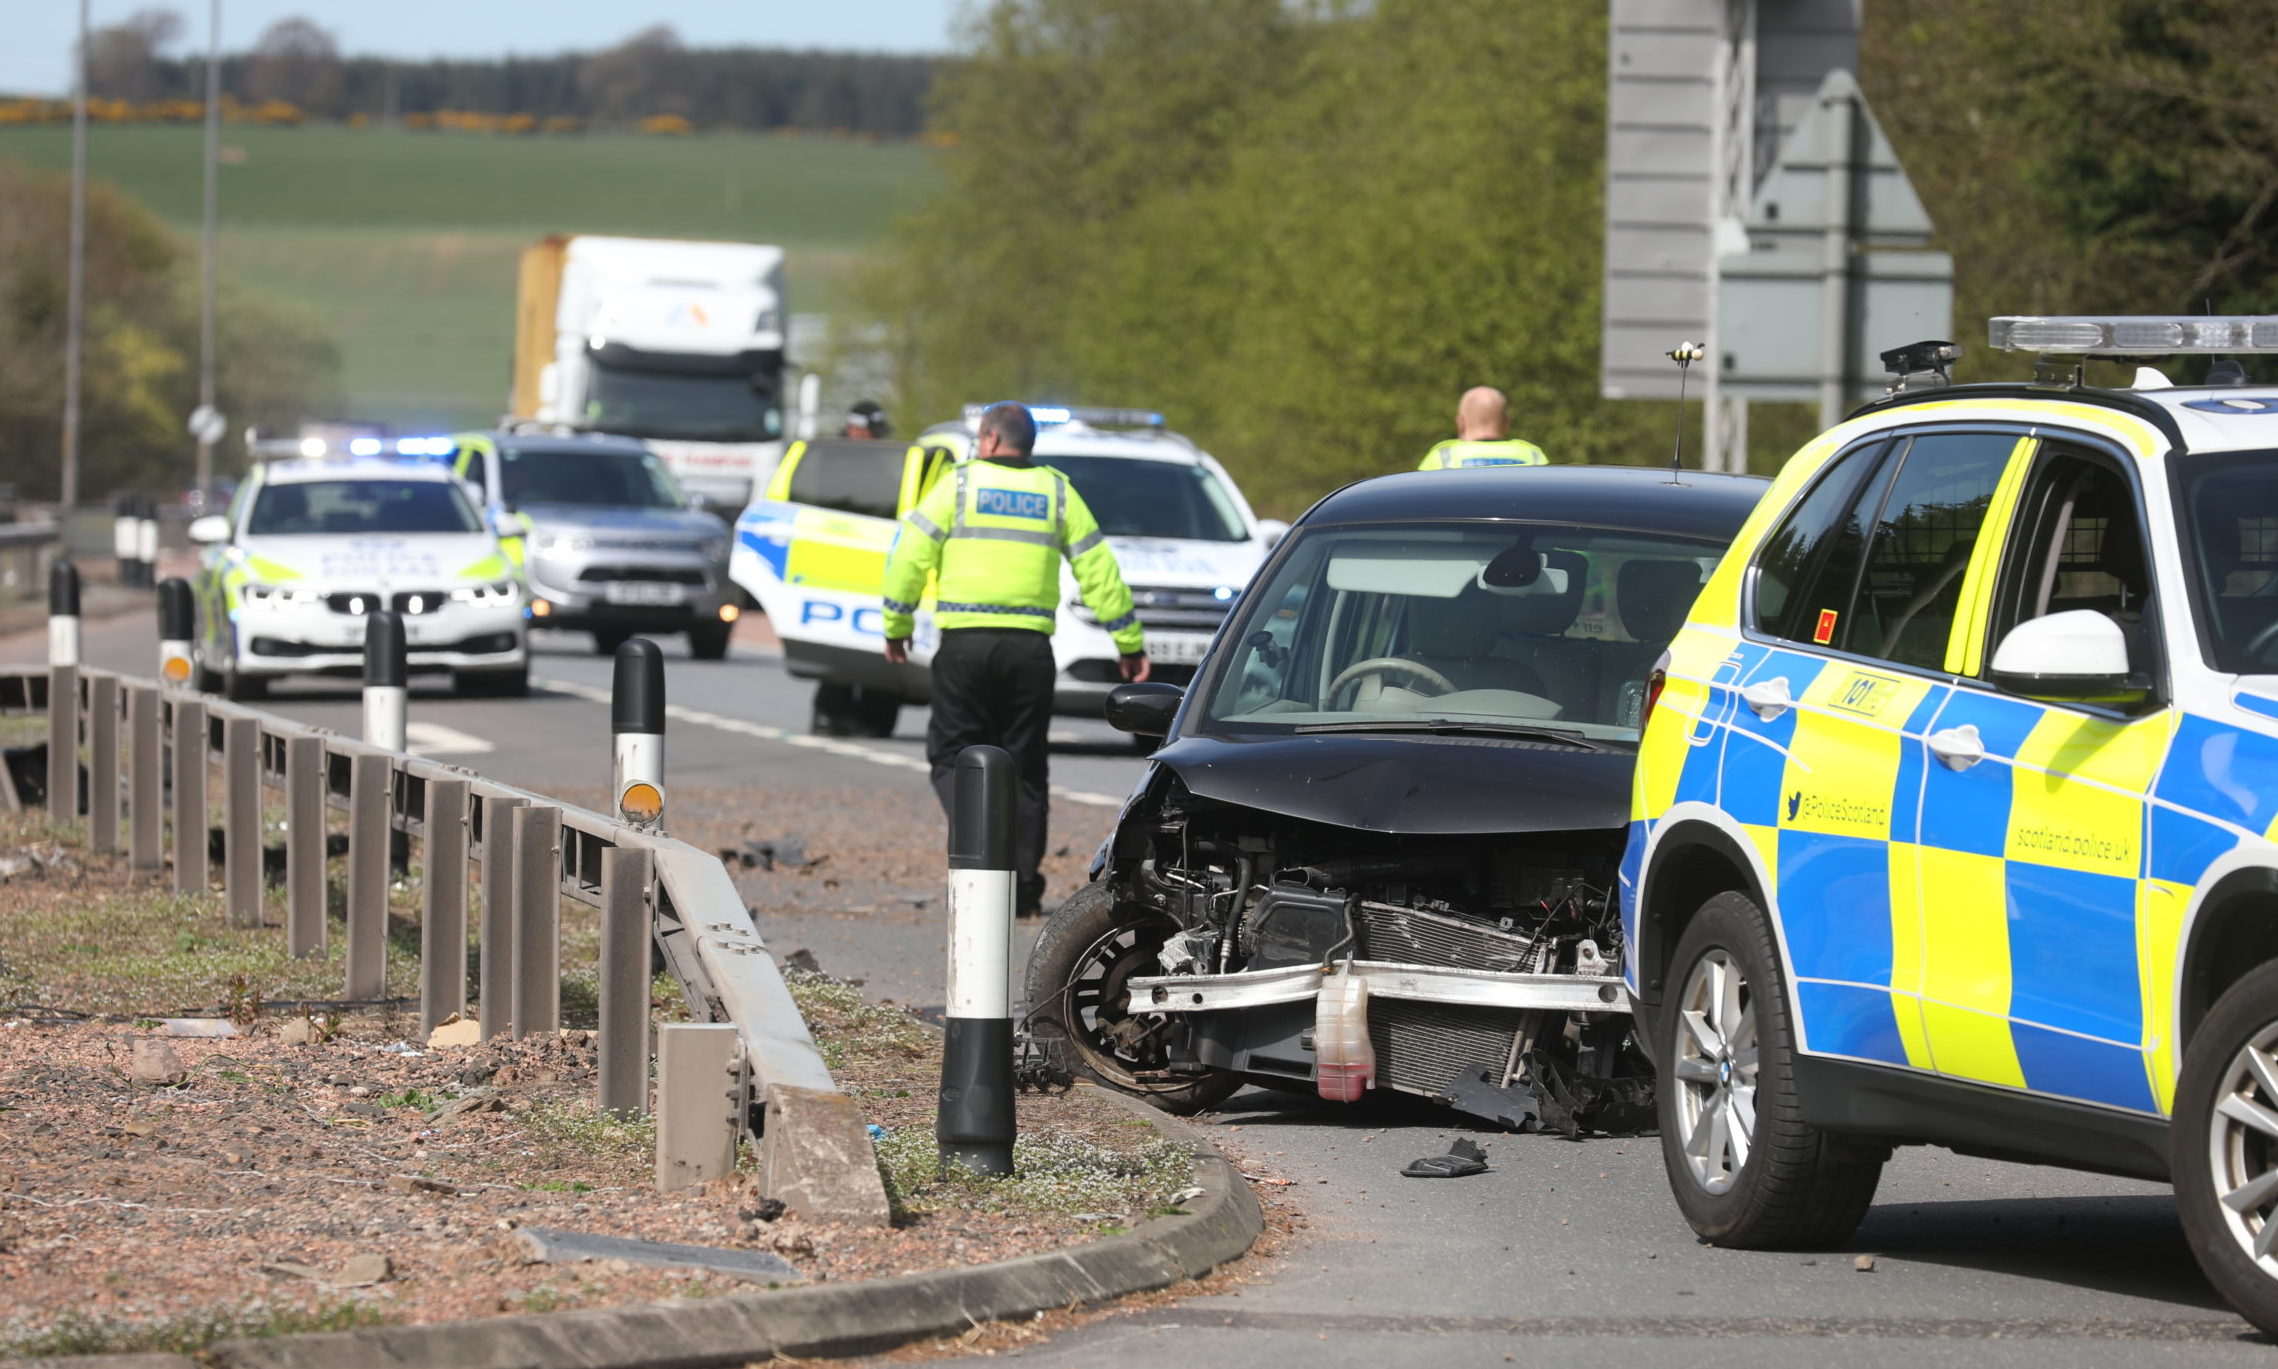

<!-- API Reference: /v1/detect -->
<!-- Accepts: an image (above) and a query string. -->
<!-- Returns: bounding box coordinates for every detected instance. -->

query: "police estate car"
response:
[730,405,1282,736]
[1625,318,2278,1332]
[187,444,526,699]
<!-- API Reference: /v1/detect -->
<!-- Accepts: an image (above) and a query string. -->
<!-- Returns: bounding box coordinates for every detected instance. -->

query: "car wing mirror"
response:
[187,514,231,545]
[1105,681,1184,740]
[1988,610,2149,706]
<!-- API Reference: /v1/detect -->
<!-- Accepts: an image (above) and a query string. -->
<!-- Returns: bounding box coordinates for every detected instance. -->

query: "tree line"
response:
[76,12,938,136]
[861,0,2278,513]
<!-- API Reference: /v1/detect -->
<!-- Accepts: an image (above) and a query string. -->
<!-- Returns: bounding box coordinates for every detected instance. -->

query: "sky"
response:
[3,1,964,96]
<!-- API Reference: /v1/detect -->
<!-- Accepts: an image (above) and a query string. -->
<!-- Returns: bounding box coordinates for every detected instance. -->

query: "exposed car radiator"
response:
[1356,900,1538,973]
[1368,1000,1527,1099]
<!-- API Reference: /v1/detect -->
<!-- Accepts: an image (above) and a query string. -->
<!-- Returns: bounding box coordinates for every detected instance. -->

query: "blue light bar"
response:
[958,403,1166,431]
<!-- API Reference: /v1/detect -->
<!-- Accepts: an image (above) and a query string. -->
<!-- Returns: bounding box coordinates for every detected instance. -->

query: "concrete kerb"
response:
[195,1099,1262,1369]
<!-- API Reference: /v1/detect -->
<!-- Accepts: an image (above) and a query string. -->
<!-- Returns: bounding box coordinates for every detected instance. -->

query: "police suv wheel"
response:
[1023,881,1240,1116]
[2173,960,2278,1335]
[1657,890,1881,1248]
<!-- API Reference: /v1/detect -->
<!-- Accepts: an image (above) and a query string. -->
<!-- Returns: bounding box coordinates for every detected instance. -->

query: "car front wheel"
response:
[1658,890,1881,1248]
[2173,960,2278,1336]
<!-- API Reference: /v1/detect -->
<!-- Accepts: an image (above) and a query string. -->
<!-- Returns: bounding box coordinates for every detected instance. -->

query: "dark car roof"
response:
[493,433,652,456]
[1302,464,1769,540]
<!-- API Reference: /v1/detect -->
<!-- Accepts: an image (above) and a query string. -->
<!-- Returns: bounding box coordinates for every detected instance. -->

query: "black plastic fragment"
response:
[1402,1138,1490,1179]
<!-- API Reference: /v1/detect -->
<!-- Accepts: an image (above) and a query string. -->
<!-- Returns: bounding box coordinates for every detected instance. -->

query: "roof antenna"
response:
[1666,341,1704,483]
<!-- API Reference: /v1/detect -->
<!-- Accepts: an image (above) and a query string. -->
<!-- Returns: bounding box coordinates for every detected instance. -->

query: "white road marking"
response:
[404,721,495,756]
[533,676,1123,808]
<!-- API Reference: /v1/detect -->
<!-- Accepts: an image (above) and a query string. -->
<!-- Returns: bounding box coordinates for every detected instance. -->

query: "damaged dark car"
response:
[1025,465,1768,1134]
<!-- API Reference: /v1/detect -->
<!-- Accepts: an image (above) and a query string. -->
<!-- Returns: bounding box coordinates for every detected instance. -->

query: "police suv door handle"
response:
[1928,723,1986,771]
[1740,677,1792,721]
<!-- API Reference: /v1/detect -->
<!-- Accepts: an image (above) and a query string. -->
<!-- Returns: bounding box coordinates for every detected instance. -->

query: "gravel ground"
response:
[0,799,1205,1360]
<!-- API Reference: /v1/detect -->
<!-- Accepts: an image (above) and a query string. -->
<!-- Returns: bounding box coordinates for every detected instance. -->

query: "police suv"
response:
[1627,318,2278,1332]
[187,441,526,699]
[730,405,1282,736]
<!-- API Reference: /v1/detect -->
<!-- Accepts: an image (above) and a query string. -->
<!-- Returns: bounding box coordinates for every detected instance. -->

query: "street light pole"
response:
[61,0,89,510]
[196,0,222,501]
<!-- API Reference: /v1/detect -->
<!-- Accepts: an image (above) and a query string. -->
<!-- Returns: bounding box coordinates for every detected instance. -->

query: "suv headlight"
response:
[532,534,593,553]
[450,579,520,605]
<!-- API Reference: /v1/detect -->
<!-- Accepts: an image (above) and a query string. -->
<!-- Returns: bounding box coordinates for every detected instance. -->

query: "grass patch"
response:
[0,713,47,748]
[522,1098,657,1165]
[782,967,930,1070]
[0,1297,386,1359]
[873,1127,1194,1223]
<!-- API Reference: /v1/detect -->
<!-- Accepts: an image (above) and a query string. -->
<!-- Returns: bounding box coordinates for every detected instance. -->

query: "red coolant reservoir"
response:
[1314,966,1376,1102]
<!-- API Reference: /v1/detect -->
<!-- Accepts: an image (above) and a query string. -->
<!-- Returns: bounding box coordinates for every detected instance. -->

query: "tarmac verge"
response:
[17,1096,1262,1369]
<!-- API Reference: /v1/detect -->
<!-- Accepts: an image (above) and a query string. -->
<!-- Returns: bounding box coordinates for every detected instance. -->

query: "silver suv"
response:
[450,430,738,658]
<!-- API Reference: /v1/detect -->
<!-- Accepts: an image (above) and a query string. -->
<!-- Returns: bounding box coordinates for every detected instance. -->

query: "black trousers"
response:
[926,627,1055,913]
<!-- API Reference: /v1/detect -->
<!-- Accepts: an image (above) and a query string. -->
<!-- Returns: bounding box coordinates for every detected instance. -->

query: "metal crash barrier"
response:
[0,622,891,1223]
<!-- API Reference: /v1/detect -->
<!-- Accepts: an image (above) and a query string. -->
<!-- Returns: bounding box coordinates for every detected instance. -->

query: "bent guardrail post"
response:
[223,715,261,927]
[478,793,525,1040]
[599,845,653,1118]
[128,683,161,874]
[157,578,194,687]
[612,638,665,830]
[939,744,1018,1178]
[513,804,564,1037]
[346,752,391,999]
[285,735,325,956]
[421,778,471,1036]
[87,674,119,856]
[170,696,206,894]
[363,610,407,753]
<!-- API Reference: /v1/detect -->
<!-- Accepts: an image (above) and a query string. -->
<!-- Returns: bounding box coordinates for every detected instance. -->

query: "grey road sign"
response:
[1601,0,1861,403]
[1715,69,1953,419]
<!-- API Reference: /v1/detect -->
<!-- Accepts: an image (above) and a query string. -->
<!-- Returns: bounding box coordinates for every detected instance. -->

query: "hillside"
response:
[0,125,937,429]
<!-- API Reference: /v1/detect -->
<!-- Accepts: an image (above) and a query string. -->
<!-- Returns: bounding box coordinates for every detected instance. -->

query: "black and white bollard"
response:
[363,610,408,752]
[49,560,81,667]
[157,577,196,687]
[135,497,160,589]
[612,638,665,830]
[938,744,1017,1177]
[112,496,138,587]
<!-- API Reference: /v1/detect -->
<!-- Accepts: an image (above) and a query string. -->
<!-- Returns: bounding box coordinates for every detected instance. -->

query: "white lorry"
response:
[512,235,788,510]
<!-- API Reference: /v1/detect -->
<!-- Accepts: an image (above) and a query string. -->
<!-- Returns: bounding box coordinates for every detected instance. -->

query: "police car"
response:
[186,441,527,700]
[730,405,1282,736]
[1626,318,2278,1331]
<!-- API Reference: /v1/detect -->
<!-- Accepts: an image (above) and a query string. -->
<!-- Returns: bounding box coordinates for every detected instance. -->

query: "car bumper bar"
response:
[1123,959,1630,1015]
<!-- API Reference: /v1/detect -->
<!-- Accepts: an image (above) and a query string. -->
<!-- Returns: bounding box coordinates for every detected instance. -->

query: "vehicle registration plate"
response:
[603,581,687,606]
[1145,634,1212,666]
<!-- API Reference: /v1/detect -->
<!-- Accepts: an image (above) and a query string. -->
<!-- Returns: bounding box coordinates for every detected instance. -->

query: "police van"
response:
[1627,318,2278,1331]
[729,405,1282,736]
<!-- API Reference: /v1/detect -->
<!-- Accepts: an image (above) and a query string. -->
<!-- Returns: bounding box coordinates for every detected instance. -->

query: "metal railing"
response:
[0,654,890,1220]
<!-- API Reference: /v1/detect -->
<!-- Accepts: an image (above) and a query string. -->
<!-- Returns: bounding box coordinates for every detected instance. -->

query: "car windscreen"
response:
[245,480,480,536]
[787,440,907,520]
[1201,522,1723,743]
[1042,456,1247,542]
[2180,451,2278,671]
[584,362,783,443]
[500,446,682,509]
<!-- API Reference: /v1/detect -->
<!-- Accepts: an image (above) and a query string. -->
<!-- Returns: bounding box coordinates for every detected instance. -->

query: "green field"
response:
[0,125,936,428]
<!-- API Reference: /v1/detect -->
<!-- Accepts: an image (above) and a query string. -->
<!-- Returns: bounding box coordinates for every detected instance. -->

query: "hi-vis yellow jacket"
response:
[881,458,1144,652]
[1418,437,1549,470]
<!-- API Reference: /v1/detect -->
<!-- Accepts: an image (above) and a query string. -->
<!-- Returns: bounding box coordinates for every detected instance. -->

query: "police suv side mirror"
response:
[1105,681,1184,741]
[1988,610,2148,706]
[187,514,231,546]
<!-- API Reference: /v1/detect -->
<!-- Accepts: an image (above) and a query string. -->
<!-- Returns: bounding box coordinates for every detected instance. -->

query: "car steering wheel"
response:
[2243,617,2278,663]
[1326,656,1457,704]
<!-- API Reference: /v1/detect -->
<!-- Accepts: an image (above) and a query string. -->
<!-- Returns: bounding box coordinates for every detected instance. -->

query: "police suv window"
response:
[1990,448,2158,680]
[1843,431,2016,670]
[786,440,905,520]
[1751,439,1889,639]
